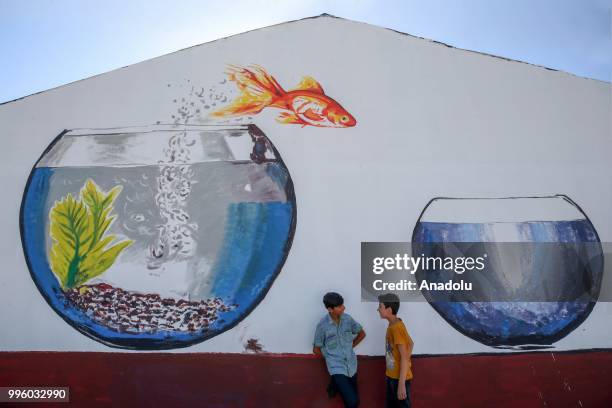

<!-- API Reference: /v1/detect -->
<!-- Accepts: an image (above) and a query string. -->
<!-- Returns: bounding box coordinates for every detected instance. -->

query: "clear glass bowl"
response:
[412,195,603,349]
[21,124,296,349]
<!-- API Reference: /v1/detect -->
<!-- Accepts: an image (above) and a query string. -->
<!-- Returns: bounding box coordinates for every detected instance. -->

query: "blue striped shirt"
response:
[313,313,363,376]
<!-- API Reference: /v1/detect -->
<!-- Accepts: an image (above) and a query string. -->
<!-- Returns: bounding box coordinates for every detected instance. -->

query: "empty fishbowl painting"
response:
[412,196,603,348]
[20,124,296,349]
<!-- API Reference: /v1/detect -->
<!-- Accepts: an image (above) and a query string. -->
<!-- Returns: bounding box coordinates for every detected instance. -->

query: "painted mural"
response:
[412,195,603,348]
[20,124,297,349]
[3,15,611,406]
[19,64,357,349]
[212,65,357,128]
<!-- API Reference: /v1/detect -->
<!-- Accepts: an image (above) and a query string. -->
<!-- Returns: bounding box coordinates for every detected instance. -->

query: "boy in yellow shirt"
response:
[378,293,413,408]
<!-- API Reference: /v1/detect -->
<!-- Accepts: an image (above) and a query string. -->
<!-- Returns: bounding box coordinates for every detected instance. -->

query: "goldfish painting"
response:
[211,65,357,128]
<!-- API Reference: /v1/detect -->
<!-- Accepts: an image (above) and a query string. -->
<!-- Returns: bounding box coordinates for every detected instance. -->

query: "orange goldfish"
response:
[211,65,357,128]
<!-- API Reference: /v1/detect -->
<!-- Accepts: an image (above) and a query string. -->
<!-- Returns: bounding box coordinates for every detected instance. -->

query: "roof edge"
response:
[327,13,609,85]
[1,13,608,106]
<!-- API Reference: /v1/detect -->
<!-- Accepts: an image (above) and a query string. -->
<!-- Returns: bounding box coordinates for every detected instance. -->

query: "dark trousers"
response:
[385,377,411,408]
[331,373,359,408]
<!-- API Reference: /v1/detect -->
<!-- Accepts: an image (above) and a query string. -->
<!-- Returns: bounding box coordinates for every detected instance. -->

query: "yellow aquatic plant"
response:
[49,179,133,289]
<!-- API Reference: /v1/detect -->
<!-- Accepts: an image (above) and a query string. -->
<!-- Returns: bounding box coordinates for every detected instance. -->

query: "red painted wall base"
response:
[1,350,611,407]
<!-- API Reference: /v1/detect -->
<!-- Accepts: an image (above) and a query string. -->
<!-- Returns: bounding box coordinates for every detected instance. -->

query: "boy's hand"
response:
[397,382,407,400]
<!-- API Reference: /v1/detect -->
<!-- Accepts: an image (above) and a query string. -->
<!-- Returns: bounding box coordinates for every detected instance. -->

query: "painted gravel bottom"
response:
[63,283,236,334]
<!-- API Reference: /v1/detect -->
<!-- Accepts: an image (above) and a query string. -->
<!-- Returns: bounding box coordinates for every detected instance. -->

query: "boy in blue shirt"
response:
[313,292,366,408]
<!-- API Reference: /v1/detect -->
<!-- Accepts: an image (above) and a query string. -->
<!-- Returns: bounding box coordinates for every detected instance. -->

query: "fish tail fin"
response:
[211,65,286,117]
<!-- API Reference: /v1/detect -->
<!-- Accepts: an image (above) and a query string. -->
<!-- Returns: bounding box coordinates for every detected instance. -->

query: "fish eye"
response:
[341,115,349,122]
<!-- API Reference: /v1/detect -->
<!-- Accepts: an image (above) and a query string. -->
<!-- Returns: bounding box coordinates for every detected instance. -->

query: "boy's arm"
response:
[396,331,413,400]
[397,343,409,400]
[349,315,365,347]
[313,324,325,357]
[352,329,366,348]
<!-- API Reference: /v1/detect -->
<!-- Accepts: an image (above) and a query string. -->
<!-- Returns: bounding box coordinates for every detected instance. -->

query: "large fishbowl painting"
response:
[412,196,603,348]
[20,124,296,349]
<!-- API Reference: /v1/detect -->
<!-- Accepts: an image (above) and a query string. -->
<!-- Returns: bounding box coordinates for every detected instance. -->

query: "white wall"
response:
[1,16,610,354]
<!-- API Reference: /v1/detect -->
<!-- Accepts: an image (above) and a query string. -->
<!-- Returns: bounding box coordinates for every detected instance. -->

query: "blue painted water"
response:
[21,163,295,350]
[412,220,602,347]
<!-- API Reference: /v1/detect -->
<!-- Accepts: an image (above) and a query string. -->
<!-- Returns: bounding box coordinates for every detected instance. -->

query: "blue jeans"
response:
[331,373,359,408]
[385,377,411,408]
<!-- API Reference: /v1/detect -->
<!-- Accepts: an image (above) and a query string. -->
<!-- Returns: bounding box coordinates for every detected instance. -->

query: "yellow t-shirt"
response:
[385,319,413,380]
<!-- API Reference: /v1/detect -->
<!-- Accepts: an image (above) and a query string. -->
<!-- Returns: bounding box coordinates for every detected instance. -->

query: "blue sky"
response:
[1,0,610,103]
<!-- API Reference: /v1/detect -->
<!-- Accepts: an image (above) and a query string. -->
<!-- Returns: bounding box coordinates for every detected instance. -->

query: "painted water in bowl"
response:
[412,196,603,348]
[21,124,296,349]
